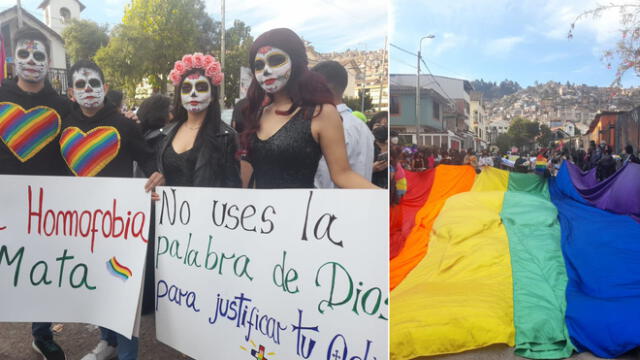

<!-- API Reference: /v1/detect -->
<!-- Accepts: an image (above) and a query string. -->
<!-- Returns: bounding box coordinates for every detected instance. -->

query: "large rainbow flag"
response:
[390,162,640,359]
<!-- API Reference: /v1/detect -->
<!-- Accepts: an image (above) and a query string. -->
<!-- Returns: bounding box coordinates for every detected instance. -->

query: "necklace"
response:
[185,124,201,130]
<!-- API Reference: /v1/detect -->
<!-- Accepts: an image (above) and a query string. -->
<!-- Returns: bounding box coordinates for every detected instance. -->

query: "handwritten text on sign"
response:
[0,175,150,338]
[155,188,388,360]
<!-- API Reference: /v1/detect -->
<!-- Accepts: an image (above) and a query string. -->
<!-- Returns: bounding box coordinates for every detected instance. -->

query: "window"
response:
[60,7,71,23]
[433,102,440,120]
[390,95,400,115]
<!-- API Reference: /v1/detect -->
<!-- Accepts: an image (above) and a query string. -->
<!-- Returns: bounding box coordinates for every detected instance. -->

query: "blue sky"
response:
[390,0,640,88]
[3,0,386,53]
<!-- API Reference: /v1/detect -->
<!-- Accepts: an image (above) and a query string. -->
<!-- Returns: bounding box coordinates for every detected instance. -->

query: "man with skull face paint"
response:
[0,27,72,176]
[61,61,163,360]
[0,27,72,360]
[241,28,378,189]
[61,60,162,182]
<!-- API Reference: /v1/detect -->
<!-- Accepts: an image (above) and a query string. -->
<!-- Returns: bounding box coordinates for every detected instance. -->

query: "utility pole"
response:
[16,0,23,28]
[416,35,435,145]
[219,0,225,109]
[378,36,387,112]
[360,66,366,112]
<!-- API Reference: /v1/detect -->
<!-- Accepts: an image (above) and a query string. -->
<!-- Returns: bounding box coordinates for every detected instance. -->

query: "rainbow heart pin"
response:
[59,126,121,177]
[0,102,61,162]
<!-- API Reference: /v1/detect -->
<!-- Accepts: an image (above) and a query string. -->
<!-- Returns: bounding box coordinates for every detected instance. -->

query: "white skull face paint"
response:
[72,68,105,109]
[180,74,212,113]
[254,46,291,93]
[15,40,48,83]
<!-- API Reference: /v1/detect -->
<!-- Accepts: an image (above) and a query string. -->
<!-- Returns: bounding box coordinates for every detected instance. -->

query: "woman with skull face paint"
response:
[241,28,378,189]
[157,53,240,188]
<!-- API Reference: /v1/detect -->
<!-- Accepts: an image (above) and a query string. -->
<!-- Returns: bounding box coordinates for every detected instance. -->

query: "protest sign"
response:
[0,175,150,338]
[155,187,388,360]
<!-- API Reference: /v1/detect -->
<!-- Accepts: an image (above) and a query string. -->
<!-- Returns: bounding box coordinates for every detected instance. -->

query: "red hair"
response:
[241,28,335,150]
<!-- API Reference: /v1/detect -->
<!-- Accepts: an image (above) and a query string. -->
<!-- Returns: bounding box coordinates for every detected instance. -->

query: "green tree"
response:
[496,133,513,154]
[62,19,109,64]
[538,124,554,148]
[94,24,148,97]
[221,20,253,107]
[95,0,218,96]
[344,90,373,112]
[508,117,539,150]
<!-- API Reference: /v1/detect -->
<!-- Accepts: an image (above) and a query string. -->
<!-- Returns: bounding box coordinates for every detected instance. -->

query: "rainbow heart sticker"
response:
[60,126,121,177]
[0,102,61,162]
[106,256,132,280]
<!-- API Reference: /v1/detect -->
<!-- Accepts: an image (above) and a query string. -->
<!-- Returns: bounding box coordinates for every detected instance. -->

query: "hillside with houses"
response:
[484,81,640,132]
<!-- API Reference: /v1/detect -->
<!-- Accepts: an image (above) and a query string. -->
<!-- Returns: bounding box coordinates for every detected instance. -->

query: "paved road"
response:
[0,315,189,360]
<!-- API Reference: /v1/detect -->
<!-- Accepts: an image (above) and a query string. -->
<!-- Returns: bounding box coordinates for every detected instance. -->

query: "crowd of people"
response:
[0,26,386,360]
[390,140,640,204]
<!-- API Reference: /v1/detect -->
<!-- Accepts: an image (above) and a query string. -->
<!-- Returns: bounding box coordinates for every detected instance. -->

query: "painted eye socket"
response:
[33,51,46,62]
[17,49,30,59]
[254,59,266,71]
[267,54,287,67]
[74,80,86,89]
[195,81,209,92]
[88,79,101,88]
[181,82,193,94]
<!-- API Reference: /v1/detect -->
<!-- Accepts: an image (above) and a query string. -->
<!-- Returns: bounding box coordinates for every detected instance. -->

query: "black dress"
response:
[248,110,322,188]
[162,144,195,187]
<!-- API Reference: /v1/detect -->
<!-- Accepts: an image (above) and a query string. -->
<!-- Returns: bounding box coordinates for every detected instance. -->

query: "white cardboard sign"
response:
[0,175,150,338]
[155,187,389,360]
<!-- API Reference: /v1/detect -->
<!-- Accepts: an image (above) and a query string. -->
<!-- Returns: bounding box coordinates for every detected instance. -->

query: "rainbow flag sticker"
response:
[106,256,132,281]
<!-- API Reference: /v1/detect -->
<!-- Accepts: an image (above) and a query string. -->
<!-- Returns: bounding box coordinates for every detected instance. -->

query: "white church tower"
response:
[38,0,84,35]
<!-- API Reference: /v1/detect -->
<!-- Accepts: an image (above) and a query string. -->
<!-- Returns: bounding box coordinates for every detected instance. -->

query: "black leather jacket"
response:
[157,121,241,188]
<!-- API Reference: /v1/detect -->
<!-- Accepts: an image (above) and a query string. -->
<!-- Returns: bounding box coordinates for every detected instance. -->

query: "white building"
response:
[39,0,85,36]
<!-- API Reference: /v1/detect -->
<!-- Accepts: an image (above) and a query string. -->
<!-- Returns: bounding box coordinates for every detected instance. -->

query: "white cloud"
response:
[532,0,626,46]
[484,36,524,57]
[206,0,387,52]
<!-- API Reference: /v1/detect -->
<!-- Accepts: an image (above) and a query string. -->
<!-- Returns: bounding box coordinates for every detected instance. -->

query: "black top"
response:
[61,103,157,177]
[157,121,241,188]
[248,109,322,189]
[372,143,388,188]
[162,144,195,187]
[0,78,72,175]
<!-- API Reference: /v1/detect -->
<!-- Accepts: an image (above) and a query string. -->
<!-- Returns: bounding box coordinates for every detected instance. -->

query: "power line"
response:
[421,57,456,106]
[390,43,458,111]
[389,43,417,57]
[390,57,417,70]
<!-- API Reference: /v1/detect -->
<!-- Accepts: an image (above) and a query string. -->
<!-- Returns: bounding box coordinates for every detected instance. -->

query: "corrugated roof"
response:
[391,73,472,102]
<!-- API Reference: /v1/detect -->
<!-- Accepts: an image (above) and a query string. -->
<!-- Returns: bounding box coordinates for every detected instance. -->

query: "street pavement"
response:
[0,315,189,360]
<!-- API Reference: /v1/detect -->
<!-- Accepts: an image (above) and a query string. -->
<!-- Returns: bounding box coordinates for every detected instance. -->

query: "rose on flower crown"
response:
[170,53,223,87]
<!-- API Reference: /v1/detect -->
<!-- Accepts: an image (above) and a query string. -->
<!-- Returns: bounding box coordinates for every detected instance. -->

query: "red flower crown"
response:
[169,53,224,87]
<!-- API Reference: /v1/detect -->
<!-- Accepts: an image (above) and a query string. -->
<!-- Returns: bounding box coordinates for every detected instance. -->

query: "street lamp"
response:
[416,34,435,145]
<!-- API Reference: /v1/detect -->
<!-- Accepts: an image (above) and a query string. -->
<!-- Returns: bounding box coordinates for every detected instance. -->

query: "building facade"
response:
[391,74,474,149]
[469,91,487,150]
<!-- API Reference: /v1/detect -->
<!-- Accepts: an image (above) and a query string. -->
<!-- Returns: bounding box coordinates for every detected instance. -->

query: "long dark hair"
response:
[172,68,223,157]
[241,28,335,149]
